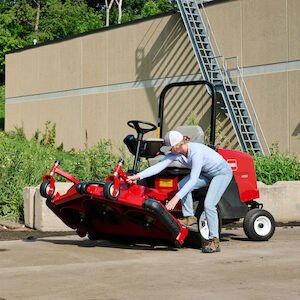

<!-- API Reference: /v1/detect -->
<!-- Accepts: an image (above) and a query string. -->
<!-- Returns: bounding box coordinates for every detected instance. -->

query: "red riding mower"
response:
[40,80,275,247]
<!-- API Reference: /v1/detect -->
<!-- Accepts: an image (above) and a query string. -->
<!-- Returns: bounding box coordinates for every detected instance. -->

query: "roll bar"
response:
[158,80,216,148]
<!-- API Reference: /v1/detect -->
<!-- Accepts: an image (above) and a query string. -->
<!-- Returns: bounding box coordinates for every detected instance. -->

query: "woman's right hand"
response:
[126,174,140,184]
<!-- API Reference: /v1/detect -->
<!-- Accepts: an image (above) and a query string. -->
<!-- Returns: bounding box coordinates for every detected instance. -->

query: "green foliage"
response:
[38,0,104,41]
[254,144,300,185]
[141,0,173,17]
[0,6,27,82]
[106,0,173,26]
[0,126,119,221]
[40,120,56,147]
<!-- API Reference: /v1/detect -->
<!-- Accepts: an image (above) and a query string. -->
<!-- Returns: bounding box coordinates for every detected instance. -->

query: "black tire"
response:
[40,180,55,200]
[88,232,102,240]
[75,182,82,194]
[76,230,87,238]
[243,208,276,241]
[80,182,89,194]
[103,181,120,200]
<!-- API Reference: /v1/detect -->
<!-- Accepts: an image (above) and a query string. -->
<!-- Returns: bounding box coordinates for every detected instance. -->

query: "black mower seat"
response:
[123,135,164,158]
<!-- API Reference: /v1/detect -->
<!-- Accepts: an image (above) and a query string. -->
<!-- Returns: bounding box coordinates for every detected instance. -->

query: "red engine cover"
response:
[217,148,259,202]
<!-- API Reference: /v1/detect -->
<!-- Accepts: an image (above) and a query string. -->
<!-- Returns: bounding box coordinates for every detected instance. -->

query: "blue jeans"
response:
[178,160,233,239]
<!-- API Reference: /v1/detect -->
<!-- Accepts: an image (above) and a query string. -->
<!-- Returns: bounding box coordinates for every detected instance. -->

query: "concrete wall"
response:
[5,0,300,156]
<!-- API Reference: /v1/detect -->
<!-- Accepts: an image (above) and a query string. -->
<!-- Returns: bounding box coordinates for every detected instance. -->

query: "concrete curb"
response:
[257,181,300,223]
[23,183,73,232]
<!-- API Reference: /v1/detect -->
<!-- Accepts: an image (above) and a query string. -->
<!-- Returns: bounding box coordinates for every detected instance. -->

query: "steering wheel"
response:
[127,120,157,135]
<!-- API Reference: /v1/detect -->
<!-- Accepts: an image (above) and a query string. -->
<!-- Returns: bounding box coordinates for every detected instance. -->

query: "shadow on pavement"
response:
[26,235,180,251]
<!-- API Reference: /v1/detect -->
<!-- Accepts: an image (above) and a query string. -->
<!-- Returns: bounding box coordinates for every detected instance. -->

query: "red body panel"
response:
[217,148,259,202]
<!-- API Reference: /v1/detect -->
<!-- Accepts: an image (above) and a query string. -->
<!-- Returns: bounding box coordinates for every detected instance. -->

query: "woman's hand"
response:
[166,195,180,211]
[126,174,140,184]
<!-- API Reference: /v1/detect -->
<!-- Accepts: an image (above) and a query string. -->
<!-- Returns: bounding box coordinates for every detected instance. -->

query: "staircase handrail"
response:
[224,56,270,155]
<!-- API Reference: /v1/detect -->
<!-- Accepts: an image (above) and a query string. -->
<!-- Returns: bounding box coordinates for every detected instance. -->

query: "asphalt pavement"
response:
[0,226,299,300]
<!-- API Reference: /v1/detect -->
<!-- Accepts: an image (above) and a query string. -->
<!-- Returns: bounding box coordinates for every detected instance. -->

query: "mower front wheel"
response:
[103,181,120,200]
[243,208,275,241]
[40,180,55,200]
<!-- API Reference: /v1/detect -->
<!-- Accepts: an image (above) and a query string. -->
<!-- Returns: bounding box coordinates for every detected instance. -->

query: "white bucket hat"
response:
[160,130,183,153]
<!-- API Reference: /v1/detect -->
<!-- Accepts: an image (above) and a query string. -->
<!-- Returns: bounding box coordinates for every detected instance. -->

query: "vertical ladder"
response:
[176,0,267,154]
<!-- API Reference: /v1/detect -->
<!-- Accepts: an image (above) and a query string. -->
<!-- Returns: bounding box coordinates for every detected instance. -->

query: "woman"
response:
[126,130,233,253]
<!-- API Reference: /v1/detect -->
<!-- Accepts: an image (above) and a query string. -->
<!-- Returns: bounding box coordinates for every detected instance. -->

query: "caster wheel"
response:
[103,181,120,200]
[40,180,55,200]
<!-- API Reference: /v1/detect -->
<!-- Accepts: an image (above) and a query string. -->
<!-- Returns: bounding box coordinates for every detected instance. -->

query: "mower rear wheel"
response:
[243,208,275,241]
[103,181,120,200]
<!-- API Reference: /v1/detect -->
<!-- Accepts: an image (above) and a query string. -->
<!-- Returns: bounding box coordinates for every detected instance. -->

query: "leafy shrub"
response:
[0,129,119,221]
[254,144,300,185]
[40,121,56,148]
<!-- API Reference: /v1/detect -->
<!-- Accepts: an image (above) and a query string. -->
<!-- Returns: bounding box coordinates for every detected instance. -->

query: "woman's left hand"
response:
[126,174,139,184]
[166,195,180,211]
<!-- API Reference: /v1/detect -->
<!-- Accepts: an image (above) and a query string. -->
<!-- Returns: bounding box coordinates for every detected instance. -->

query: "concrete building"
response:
[5,0,300,156]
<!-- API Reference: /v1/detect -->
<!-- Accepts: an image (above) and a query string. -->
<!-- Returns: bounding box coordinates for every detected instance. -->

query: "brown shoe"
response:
[179,216,197,227]
[202,238,221,253]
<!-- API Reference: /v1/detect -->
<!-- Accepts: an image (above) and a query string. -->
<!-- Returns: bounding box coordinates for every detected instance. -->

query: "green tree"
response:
[108,0,174,26]
[37,0,104,41]
[0,3,27,83]
[141,0,173,17]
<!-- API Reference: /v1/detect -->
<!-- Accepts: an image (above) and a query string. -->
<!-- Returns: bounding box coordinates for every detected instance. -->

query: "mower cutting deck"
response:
[40,159,188,247]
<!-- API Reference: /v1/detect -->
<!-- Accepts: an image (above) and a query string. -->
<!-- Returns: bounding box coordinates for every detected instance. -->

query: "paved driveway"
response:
[0,227,299,300]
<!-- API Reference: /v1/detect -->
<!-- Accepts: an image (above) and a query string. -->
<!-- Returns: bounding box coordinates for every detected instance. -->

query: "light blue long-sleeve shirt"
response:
[138,142,225,199]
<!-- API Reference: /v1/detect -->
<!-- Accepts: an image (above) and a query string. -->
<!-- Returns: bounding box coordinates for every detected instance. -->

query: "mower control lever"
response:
[127,120,157,136]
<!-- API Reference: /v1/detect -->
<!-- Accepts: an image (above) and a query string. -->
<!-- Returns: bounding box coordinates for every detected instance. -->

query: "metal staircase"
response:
[175,0,268,154]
